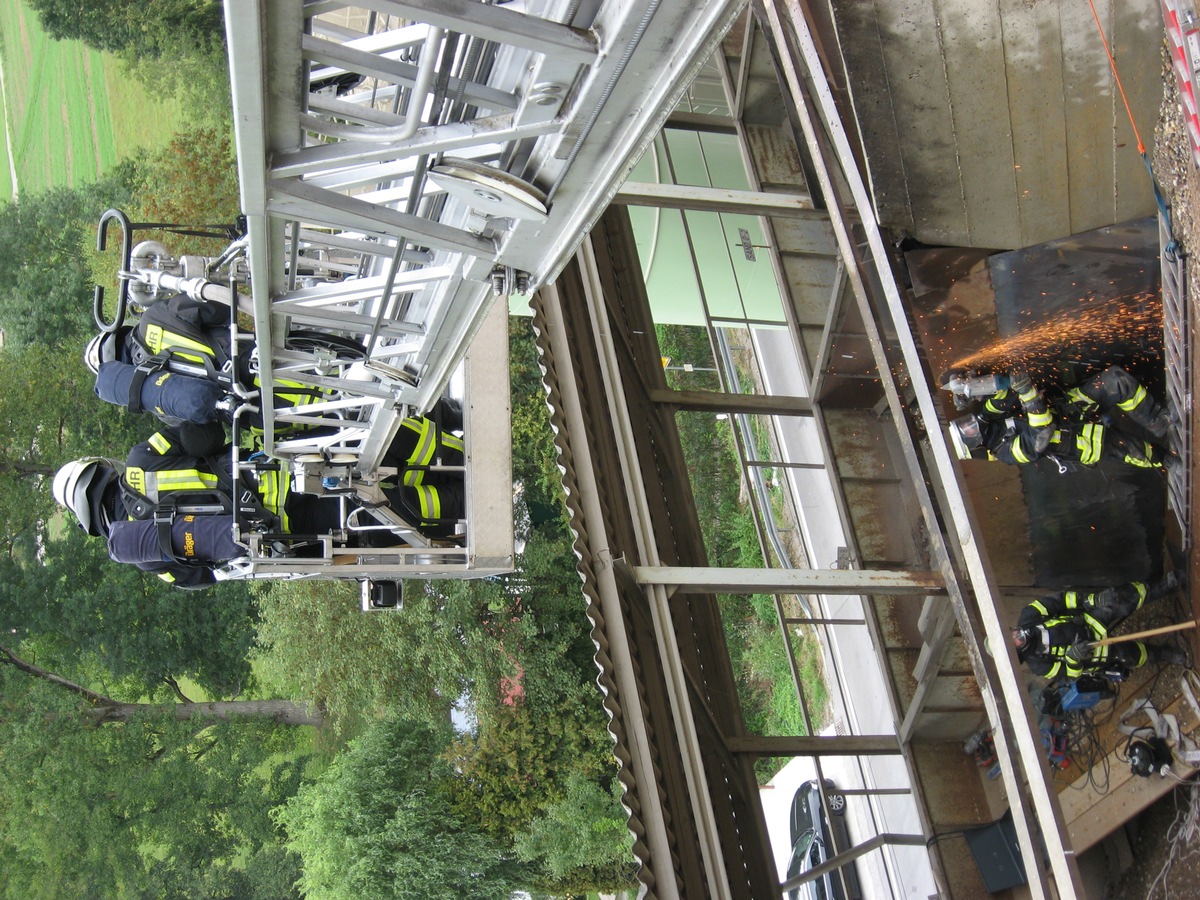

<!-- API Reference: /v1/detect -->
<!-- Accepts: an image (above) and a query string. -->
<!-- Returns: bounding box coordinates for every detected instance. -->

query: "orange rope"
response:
[1087,0,1145,154]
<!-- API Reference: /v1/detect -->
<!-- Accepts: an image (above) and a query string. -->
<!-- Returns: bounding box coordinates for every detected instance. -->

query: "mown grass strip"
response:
[0,0,188,193]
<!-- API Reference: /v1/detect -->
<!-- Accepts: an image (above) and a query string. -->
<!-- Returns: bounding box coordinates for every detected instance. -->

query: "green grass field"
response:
[0,0,188,196]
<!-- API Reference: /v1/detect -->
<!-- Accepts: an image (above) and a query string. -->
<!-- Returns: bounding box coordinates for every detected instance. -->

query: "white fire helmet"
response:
[83,330,124,376]
[52,457,120,537]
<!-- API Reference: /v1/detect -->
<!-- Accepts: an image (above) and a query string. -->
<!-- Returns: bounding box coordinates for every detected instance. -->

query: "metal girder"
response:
[725,735,901,756]
[631,565,944,595]
[649,388,814,414]
[614,180,818,216]
[267,178,495,256]
[269,115,554,179]
[306,0,599,65]
[301,34,520,111]
[780,833,927,896]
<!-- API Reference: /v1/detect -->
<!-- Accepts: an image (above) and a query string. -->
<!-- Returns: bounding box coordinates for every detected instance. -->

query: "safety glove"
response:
[1064,639,1093,667]
[1009,370,1035,401]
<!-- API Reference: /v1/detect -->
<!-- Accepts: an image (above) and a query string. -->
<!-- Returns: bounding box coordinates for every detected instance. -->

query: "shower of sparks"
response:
[947,292,1163,373]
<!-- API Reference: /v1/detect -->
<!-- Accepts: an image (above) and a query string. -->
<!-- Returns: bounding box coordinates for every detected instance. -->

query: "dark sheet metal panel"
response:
[906,220,1167,586]
[988,218,1167,585]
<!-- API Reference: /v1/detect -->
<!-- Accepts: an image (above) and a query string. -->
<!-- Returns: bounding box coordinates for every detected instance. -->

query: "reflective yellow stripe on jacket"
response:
[1118,384,1148,413]
[125,467,220,497]
[143,324,217,366]
[413,484,441,521]
[398,417,463,486]
[1076,424,1104,466]
[1122,443,1158,469]
[256,469,291,531]
[1010,439,1032,464]
[1067,387,1098,414]
[984,390,1010,416]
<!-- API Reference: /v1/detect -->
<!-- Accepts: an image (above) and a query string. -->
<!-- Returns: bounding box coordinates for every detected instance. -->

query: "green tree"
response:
[0,528,257,699]
[128,127,243,258]
[278,716,529,900]
[447,669,612,839]
[509,315,567,516]
[513,771,637,892]
[253,578,465,732]
[0,343,147,548]
[29,0,232,126]
[27,0,224,57]
[0,657,309,899]
[0,172,136,348]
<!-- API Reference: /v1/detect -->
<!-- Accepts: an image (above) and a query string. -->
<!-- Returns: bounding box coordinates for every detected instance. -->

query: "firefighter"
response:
[52,444,350,589]
[374,407,466,535]
[1013,575,1189,682]
[948,372,1177,471]
[52,424,466,587]
[1062,366,1174,443]
[941,365,1175,443]
[85,292,333,434]
[85,292,237,381]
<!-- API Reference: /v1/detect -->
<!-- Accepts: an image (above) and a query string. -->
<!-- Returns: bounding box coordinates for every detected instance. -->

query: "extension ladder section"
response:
[220,0,742,577]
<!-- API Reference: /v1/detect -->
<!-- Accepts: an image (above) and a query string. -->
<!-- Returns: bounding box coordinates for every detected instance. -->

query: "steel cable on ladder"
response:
[1087,0,1182,259]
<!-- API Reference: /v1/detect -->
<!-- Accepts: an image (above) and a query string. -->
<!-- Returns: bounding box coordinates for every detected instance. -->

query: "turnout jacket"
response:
[117,424,321,587]
[979,393,1161,469]
[104,294,329,435]
[1016,584,1150,680]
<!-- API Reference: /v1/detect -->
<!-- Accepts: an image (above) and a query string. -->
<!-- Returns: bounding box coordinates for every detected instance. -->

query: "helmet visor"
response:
[949,415,984,459]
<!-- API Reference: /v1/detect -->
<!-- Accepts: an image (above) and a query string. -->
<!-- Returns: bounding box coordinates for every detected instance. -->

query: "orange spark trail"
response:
[949,292,1163,373]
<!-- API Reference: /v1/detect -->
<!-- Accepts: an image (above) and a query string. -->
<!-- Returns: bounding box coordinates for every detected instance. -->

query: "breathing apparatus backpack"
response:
[119,458,280,566]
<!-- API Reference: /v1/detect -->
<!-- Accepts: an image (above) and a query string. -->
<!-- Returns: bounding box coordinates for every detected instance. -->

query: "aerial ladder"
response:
[95,0,743,597]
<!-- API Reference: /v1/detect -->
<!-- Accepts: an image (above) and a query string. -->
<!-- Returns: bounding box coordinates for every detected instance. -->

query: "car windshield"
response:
[786,828,834,900]
[787,829,817,877]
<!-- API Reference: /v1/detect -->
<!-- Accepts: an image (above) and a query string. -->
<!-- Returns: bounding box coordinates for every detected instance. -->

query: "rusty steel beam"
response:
[649,388,813,415]
[726,735,901,756]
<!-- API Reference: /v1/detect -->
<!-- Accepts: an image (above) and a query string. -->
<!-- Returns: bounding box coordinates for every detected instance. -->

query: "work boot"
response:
[1151,645,1190,668]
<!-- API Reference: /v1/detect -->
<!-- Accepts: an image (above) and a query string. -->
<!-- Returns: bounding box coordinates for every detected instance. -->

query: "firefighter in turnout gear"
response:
[85,293,334,436]
[383,404,466,535]
[1013,574,1189,682]
[52,429,347,588]
[948,371,1177,471]
[947,370,1054,464]
[52,419,467,587]
[1062,365,1175,444]
[953,365,1176,445]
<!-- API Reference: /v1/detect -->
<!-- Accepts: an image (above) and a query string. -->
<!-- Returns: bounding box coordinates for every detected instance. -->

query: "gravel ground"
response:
[1103,48,1200,900]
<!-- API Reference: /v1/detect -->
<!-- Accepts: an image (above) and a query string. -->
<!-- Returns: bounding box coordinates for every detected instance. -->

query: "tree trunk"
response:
[1,642,322,727]
[91,699,323,727]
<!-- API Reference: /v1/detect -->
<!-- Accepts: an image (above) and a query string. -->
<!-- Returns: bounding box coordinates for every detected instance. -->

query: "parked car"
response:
[786,779,862,900]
